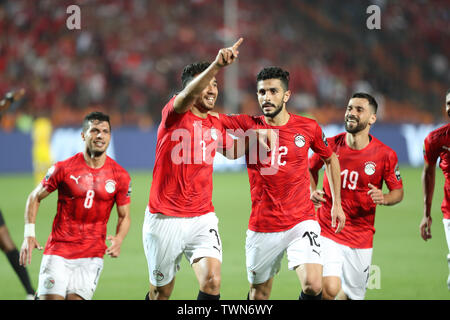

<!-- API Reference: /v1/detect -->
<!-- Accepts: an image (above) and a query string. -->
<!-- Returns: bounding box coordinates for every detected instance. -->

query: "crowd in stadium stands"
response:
[0,0,448,131]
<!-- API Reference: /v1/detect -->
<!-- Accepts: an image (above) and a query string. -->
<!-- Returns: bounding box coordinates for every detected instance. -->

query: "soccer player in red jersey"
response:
[142,39,243,300]
[19,112,131,300]
[309,93,404,300]
[213,67,345,300]
[420,89,450,289]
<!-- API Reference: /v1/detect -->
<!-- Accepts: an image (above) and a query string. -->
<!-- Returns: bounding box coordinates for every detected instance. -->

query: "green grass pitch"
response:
[0,167,448,300]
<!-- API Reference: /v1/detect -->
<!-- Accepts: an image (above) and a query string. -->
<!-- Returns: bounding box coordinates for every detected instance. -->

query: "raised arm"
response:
[322,153,345,233]
[420,159,436,241]
[173,38,243,114]
[105,204,131,258]
[19,183,50,266]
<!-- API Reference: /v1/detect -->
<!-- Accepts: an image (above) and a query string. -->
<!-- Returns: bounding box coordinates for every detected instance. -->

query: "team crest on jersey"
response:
[394,163,401,181]
[44,165,55,181]
[364,161,376,176]
[105,180,116,193]
[294,134,306,148]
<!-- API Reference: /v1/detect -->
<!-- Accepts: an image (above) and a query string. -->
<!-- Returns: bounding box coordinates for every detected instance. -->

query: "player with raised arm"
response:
[19,112,131,300]
[0,88,35,299]
[420,89,450,289]
[142,39,243,300]
[309,93,404,300]
[213,66,345,300]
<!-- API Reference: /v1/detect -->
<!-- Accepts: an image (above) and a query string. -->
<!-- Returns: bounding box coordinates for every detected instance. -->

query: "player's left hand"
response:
[368,183,385,205]
[105,235,123,258]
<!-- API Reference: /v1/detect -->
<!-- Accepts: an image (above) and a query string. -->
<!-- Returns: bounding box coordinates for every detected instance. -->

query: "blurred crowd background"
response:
[0,0,448,132]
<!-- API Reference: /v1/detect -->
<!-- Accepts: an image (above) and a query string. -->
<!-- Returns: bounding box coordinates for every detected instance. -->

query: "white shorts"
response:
[142,208,223,287]
[443,219,450,254]
[321,236,373,300]
[37,254,103,300]
[246,219,322,285]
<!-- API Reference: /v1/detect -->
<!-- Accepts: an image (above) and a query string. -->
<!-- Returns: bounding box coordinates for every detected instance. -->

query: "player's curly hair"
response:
[181,61,211,89]
[82,111,111,132]
[351,92,378,114]
[256,67,290,90]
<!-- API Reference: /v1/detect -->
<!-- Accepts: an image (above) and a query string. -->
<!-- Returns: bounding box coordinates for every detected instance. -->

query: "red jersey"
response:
[218,113,333,232]
[42,153,131,259]
[149,96,234,217]
[423,123,450,219]
[309,133,403,248]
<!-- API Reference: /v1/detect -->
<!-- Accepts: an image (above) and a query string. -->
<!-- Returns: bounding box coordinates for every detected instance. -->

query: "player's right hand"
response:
[19,237,43,266]
[214,38,243,68]
[310,189,326,208]
[419,216,432,241]
[331,204,346,233]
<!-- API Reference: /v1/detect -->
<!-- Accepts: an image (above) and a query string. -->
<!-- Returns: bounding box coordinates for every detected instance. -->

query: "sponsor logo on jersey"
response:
[153,270,164,282]
[44,277,55,289]
[70,175,81,184]
[394,163,402,181]
[294,134,306,148]
[443,146,450,152]
[364,161,376,175]
[105,180,116,193]
[322,132,328,147]
[45,166,55,181]
[126,182,132,197]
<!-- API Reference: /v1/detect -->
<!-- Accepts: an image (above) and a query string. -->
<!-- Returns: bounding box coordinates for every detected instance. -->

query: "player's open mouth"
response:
[346,118,358,124]
[94,141,105,147]
[205,96,215,104]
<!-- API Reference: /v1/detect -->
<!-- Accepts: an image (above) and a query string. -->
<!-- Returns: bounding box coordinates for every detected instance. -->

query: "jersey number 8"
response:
[84,190,95,209]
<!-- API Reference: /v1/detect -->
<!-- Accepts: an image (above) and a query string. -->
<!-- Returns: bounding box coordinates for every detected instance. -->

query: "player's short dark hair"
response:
[181,61,211,89]
[256,67,290,91]
[351,92,378,114]
[82,111,111,132]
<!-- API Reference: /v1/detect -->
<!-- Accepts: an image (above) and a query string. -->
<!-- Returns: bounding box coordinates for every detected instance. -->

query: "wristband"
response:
[24,223,35,238]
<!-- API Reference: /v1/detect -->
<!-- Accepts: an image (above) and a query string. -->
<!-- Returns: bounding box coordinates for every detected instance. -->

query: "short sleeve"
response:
[310,123,333,160]
[41,163,63,193]
[423,133,439,165]
[115,171,131,207]
[383,150,403,191]
[161,95,184,128]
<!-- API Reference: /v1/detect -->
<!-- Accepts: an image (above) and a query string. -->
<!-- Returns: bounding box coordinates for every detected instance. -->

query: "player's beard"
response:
[261,102,284,118]
[344,116,369,134]
[87,148,105,158]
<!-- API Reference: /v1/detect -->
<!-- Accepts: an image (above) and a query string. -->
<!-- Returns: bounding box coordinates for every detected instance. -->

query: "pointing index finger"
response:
[232,37,244,50]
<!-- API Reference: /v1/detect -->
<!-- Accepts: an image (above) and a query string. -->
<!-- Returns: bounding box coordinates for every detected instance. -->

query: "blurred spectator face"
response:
[344,97,376,134]
[256,79,290,118]
[82,120,111,157]
[193,77,218,112]
[446,93,450,118]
